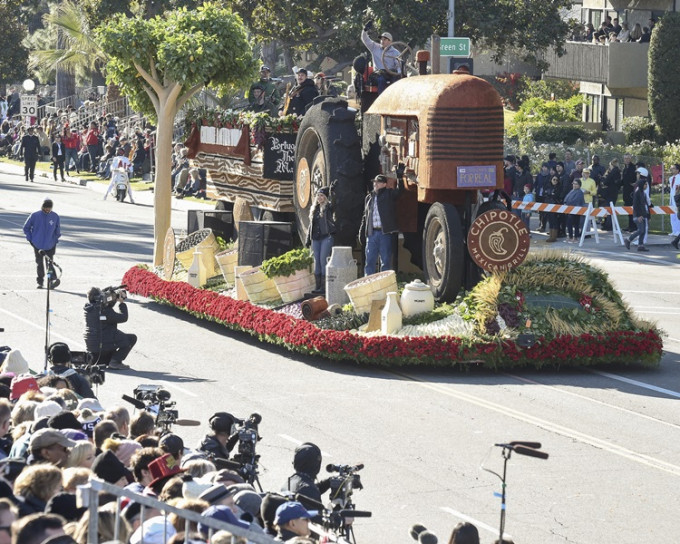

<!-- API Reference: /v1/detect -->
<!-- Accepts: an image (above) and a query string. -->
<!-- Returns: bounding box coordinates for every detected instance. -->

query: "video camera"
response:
[231,413,263,490]
[122,384,178,433]
[323,463,370,539]
[96,284,128,307]
[47,342,105,387]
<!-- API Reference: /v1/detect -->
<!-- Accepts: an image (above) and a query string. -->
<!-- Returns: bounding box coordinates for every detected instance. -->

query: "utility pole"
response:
[448,0,455,37]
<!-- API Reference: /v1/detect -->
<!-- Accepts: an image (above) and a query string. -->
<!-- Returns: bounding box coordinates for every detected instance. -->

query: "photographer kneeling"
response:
[83,286,137,370]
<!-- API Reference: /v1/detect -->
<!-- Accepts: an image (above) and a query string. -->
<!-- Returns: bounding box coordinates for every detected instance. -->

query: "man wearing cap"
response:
[283,68,319,116]
[246,84,277,116]
[274,501,315,541]
[28,429,74,467]
[359,174,402,275]
[361,20,401,93]
[19,126,41,182]
[580,167,597,206]
[248,65,281,108]
[23,199,61,289]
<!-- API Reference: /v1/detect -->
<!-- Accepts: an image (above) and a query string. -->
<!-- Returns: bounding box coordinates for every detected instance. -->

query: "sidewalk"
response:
[1,160,214,213]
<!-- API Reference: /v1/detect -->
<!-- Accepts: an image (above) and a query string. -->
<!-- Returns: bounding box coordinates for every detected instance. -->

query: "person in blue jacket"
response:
[23,198,61,289]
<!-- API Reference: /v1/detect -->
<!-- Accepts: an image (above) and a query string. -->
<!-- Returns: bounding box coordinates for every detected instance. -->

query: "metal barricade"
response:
[78,478,277,544]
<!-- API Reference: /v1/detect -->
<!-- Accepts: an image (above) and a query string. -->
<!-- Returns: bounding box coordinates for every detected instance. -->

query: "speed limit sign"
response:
[20,95,38,117]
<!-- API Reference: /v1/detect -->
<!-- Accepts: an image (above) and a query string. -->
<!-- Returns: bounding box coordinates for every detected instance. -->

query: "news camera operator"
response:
[45,342,96,399]
[83,286,137,370]
[198,412,240,461]
[284,442,331,507]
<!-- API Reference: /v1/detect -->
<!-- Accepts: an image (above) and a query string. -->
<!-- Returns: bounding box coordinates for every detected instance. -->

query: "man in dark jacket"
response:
[359,174,402,275]
[46,343,96,399]
[83,287,137,370]
[283,442,330,510]
[197,412,240,463]
[285,68,319,116]
[621,153,637,231]
[19,126,41,182]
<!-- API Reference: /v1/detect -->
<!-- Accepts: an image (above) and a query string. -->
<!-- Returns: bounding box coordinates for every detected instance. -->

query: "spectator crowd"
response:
[573,15,656,44]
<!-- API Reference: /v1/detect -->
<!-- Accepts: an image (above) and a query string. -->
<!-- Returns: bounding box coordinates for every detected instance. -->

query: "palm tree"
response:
[29,0,107,103]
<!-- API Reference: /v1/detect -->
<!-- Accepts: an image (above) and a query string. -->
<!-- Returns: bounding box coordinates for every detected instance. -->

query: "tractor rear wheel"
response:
[294,98,364,246]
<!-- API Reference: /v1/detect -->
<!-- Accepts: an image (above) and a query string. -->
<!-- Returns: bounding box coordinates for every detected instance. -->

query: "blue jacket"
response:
[23,210,61,250]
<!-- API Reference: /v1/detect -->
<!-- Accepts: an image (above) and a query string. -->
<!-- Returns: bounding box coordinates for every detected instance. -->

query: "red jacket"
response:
[85,129,99,146]
[63,133,80,150]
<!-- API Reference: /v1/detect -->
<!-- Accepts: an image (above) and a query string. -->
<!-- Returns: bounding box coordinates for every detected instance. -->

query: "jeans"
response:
[629,216,647,244]
[64,148,79,173]
[364,230,394,276]
[312,235,333,276]
[87,144,98,172]
[566,215,581,238]
[33,246,56,286]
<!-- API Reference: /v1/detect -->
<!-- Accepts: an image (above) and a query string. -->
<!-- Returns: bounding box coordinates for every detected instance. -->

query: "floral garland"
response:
[183,106,300,140]
[122,266,663,369]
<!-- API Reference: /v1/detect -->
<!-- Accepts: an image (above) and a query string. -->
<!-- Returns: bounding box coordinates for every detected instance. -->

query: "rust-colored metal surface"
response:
[368,74,504,196]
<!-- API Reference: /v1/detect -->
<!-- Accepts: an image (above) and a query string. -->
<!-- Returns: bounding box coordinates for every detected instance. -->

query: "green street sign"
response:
[440,37,471,57]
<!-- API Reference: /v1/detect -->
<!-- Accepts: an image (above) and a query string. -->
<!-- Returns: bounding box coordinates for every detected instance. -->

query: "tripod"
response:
[41,252,62,371]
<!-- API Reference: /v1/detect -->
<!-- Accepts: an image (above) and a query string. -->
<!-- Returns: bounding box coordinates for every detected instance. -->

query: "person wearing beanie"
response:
[91,450,131,486]
[197,412,239,460]
[46,342,96,399]
[34,400,62,420]
[23,198,61,289]
[0,349,30,375]
[48,411,82,431]
[306,186,336,293]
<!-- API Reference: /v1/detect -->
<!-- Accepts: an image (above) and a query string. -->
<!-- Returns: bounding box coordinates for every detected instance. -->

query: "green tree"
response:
[97,3,257,265]
[0,3,29,84]
[649,12,680,143]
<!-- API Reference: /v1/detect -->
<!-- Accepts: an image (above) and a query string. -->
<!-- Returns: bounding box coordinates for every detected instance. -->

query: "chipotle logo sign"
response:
[467,209,530,272]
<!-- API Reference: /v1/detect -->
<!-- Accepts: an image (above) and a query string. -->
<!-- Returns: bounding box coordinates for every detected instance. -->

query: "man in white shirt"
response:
[669,163,680,236]
[104,147,135,203]
[361,21,401,93]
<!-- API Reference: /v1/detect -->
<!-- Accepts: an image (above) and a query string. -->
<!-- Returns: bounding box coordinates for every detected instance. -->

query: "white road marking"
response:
[0,307,85,349]
[507,374,680,430]
[587,369,680,399]
[278,434,332,458]
[394,373,680,477]
[667,337,680,344]
[440,506,510,539]
[165,383,198,398]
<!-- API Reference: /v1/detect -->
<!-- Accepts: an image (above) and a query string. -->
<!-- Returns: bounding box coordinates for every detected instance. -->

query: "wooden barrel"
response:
[215,248,239,286]
[302,296,328,321]
[344,270,398,314]
[272,268,316,303]
[239,266,282,305]
[176,229,220,277]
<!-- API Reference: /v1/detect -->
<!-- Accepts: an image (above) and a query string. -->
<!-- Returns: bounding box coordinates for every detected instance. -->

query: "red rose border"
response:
[123,266,663,369]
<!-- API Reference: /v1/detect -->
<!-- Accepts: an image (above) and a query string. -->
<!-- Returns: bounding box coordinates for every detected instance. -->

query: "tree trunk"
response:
[152,93,178,266]
[262,40,278,75]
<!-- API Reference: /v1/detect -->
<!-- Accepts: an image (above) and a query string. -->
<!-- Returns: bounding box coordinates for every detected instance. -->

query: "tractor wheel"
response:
[465,198,510,289]
[422,203,465,302]
[294,98,364,246]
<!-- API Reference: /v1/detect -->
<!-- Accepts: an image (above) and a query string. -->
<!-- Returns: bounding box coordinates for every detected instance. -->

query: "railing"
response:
[78,478,351,544]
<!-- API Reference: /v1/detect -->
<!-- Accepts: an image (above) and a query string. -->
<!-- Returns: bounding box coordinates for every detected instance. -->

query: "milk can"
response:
[325,246,357,306]
[187,250,206,288]
[400,279,435,317]
[381,291,402,335]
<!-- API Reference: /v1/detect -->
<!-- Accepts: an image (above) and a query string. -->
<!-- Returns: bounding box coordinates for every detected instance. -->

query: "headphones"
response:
[47,342,71,364]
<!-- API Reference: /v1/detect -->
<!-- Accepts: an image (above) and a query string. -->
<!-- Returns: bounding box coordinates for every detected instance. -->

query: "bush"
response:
[649,12,680,142]
[517,77,579,103]
[508,95,586,142]
[527,125,589,144]
[621,116,658,145]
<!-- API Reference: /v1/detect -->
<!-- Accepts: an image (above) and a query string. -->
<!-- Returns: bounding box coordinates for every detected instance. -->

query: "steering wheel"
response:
[381,41,417,77]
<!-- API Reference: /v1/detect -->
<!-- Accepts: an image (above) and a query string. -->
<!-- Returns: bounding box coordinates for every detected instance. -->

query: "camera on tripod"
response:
[97,284,127,307]
[231,413,263,490]
[323,463,371,540]
[123,384,179,432]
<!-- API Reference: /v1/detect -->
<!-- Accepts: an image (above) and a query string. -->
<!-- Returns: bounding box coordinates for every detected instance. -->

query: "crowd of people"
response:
[0,341,501,544]
[1,103,154,186]
[505,151,680,251]
[573,15,656,44]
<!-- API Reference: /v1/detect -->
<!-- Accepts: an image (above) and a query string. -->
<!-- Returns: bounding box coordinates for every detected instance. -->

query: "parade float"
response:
[122,246,662,369]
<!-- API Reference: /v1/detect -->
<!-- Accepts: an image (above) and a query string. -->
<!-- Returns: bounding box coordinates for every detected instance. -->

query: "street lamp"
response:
[22,79,36,92]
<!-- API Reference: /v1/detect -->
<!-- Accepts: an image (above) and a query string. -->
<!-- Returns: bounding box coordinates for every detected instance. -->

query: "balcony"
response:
[543,41,649,94]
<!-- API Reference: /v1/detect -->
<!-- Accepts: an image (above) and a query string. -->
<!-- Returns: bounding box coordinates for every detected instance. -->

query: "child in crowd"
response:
[521,183,534,234]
